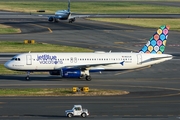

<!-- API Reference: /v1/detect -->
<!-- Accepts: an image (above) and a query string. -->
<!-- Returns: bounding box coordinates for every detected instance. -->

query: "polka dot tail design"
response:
[139,25,170,54]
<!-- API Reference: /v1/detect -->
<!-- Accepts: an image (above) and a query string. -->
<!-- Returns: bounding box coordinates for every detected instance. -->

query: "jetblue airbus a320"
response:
[4,25,172,81]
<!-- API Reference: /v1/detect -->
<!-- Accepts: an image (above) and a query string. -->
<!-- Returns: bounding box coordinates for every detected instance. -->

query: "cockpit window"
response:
[11,58,15,61]
[11,58,20,61]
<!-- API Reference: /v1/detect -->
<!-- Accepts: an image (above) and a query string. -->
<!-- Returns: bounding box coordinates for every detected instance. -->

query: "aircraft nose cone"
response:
[4,61,11,69]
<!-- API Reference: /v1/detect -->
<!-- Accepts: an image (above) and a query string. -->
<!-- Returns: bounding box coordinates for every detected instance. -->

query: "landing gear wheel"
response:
[69,20,72,23]
[85,76,91,81]
[26,71,30,80]
[69,18,75,23]
[25,76,30,80]
[81,113,86,118]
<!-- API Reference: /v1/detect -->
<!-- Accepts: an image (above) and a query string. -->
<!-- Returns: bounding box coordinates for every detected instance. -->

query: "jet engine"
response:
[62,68,82,78]
[48,16,55,22]
[49,69,83,78]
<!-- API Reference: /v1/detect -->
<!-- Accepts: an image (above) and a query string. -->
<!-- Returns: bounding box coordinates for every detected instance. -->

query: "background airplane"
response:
[48,0,89,23]
[4,25,172,81]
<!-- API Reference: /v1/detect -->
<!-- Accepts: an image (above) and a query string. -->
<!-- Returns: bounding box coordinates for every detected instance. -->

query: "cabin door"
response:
[137,54,142,65]
[26,55,32,65]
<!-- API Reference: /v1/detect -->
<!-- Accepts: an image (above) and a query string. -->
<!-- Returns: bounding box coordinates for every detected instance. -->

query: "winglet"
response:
[139,25,170,54]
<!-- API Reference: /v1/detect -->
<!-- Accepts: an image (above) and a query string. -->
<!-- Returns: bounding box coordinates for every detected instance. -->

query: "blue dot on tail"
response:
[160,34,165,41]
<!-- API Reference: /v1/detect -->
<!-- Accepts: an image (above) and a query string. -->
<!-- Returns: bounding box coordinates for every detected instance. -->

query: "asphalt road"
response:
[0,7,180,120]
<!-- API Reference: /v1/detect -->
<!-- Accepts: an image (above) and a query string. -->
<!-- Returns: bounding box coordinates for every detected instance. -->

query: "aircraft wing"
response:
[69,14,91,18]
[59,61,124,69]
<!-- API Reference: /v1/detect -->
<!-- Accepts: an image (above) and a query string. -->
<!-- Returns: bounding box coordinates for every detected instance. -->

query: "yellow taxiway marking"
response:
[47,28,53,33]
[29,24,52,33]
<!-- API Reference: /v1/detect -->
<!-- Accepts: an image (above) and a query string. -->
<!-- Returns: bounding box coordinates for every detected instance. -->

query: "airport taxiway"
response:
[0,7,180,120]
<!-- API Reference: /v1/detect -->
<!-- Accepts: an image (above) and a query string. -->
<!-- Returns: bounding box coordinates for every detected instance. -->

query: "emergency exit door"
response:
[26,55,32,65]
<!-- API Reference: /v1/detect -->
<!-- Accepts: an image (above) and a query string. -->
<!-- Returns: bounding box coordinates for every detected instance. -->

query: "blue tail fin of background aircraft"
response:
[68,0,70,12]
[139,25,170,54]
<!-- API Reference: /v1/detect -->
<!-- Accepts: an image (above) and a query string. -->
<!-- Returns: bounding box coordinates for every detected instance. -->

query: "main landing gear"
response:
[85,75,91,81]
[69,18,75,23]
[80,69,92,81]
[79,75,92,81]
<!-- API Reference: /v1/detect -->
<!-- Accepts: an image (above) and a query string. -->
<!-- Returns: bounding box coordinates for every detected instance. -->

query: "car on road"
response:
[65,105,89,118]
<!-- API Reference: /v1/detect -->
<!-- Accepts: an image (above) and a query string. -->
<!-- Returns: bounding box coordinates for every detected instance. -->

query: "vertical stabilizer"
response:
[67,0,70,12]
[139,25,170,54]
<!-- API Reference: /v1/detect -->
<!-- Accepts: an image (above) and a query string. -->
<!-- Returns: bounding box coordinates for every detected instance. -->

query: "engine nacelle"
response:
[62,68,81,78]
[48,16,54,22]
[49,69,83,78]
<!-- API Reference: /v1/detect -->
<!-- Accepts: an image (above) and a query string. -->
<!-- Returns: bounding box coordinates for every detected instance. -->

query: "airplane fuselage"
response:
[5,52,172,72]
[55,10,70,20]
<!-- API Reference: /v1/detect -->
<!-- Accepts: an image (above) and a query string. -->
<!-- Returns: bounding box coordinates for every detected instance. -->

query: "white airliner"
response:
[48,0,89,23]
[4,25,172,81]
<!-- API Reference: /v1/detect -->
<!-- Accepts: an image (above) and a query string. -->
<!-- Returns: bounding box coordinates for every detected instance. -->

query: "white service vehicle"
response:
[65,105,89,118]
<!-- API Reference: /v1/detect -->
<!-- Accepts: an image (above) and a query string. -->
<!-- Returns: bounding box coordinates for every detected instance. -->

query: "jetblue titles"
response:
[37,54,63,64]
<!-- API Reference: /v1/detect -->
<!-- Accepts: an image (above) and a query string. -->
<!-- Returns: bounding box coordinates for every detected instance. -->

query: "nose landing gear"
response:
[25,71,30,80]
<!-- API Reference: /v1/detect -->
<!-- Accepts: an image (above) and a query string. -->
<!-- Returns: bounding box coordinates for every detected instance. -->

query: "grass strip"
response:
[0,24,20,34]
[88,18,180,31]
[0,41,92,53]
[0,88,129,96]
[0,1,179,14]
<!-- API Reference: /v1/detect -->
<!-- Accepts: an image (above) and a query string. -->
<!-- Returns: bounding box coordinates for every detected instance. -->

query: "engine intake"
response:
[48,16,54,22]
[49,70,60,75]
